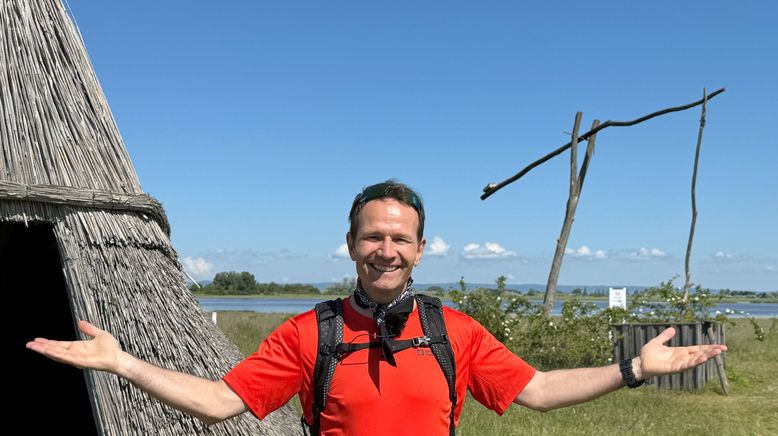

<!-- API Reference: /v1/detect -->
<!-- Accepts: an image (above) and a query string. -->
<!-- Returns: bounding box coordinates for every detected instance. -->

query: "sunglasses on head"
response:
[358,182,422,211]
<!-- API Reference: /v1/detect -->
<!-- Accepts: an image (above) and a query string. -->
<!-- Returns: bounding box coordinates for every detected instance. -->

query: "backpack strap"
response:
[306,295,456,435]
[416,294,457,436]
[332,334,449,356]
[305,298,344,436]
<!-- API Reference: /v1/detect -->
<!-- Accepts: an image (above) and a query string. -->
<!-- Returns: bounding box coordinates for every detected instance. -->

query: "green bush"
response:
[625,278,765,341]
[450,277,767,371]
[451,278,615,370]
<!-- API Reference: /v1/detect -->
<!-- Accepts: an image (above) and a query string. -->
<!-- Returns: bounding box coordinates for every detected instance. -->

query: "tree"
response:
[324,277,356,295]
[211,271,258,293]
[425,286,446,296]
[496,275,507,292]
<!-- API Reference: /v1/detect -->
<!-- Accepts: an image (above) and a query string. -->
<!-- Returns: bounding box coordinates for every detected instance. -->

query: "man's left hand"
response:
[637,327,727,380]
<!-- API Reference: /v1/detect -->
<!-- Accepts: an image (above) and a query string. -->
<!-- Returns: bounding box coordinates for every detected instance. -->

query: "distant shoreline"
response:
[192,292,778,304]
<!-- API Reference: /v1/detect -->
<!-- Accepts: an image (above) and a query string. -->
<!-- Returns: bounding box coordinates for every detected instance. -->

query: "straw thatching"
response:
[1,1,297,434]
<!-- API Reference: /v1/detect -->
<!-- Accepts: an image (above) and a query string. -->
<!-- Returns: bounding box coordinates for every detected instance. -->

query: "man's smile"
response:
[370,264,400,273]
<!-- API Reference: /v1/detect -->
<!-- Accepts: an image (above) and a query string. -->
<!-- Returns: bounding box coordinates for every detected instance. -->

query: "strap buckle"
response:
[412,336,432,347]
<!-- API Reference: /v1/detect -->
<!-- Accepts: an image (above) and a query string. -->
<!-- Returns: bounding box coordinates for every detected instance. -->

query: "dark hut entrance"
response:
[1,222,98,434]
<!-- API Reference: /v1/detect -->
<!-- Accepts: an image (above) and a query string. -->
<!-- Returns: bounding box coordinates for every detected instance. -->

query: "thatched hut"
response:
[1,1,297,433]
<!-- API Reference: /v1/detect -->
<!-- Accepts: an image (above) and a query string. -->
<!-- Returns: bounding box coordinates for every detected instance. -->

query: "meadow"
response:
[215,312,778,435]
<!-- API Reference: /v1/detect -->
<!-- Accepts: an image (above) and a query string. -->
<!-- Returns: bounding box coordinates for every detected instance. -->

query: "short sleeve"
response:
[466,320,536,415]
[222,317,303,420]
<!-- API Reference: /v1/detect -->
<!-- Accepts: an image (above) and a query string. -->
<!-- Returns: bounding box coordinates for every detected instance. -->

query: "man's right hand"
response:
[26,320,121,373]
[26,319,248,424]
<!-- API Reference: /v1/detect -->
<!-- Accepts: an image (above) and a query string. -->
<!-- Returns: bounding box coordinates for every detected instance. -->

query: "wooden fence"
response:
[611,322,726,390]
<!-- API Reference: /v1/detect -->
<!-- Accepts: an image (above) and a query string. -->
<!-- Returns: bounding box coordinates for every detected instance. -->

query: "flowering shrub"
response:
[449,287,539,343]
[450,278,615,370]
[450,277,766,371]
[623,278,765,341]
[511,300,617,370]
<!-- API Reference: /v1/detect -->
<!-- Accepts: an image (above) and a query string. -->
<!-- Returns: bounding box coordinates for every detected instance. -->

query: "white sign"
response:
[609,287,627,309]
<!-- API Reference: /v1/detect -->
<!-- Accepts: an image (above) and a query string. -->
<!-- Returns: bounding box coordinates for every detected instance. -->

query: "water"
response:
[196,297,778,318]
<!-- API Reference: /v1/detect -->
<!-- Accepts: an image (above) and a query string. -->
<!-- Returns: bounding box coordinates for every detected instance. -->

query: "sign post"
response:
[609,287,627,309]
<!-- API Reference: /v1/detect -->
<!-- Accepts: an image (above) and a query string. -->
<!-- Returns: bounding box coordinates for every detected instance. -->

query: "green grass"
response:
[212,312,294,356]
[214,313,778,435]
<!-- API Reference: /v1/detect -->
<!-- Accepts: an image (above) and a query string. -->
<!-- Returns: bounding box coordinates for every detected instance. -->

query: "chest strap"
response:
[322,333,450,358]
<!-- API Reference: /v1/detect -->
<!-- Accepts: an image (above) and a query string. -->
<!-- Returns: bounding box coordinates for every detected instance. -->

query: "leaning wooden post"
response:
[705,323,730,395]
[682,89,708,304]
[544,113,582,314]
[544,115,599,315]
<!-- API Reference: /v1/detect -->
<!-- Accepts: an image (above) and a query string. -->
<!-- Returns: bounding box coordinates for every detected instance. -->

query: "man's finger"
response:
[78,320,102,338]
[650,327,676,346]
[25,341,45,353]
[29,337,73,350]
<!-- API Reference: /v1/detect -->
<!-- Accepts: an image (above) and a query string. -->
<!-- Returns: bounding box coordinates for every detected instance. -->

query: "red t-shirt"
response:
[223,299,536,435]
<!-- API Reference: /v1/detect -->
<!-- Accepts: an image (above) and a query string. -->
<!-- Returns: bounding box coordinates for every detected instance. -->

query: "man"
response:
[27,181,726,435]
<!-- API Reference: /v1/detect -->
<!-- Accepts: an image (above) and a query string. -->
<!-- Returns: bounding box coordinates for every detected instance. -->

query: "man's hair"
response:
[348,180,425,240]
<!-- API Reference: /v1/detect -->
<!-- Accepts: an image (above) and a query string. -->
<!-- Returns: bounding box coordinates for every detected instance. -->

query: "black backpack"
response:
[302,294,457,436]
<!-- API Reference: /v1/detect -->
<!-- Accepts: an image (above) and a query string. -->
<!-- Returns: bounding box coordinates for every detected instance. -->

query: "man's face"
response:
[347,198,425,304]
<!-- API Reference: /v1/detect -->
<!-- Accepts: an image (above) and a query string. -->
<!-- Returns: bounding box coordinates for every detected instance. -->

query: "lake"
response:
[196,297,778,318]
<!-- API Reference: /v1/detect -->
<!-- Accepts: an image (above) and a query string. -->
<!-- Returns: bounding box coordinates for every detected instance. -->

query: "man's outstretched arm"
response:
[514,327,726,412]
[26,320,247,425]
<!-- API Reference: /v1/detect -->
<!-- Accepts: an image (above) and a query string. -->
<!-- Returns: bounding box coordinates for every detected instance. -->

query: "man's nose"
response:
[377,237,397,258]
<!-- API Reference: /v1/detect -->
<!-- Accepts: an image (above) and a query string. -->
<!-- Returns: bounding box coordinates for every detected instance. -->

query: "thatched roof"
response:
[1,1,297,434]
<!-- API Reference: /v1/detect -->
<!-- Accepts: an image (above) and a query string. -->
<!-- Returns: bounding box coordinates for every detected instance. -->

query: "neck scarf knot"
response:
[353,278,415,366]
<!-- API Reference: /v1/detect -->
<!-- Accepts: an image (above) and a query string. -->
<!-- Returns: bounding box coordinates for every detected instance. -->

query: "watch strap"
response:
[619,358,645,388]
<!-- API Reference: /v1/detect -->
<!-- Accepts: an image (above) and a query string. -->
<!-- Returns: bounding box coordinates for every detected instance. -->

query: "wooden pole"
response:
[705,323,730,395]
[683,89,708,303]
[544,113,582,315]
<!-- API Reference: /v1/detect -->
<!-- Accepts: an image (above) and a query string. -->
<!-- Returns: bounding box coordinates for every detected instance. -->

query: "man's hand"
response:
[26,319,247,424]
[26,320,121,373]
[515,326,728,412]
[637,327,727,380]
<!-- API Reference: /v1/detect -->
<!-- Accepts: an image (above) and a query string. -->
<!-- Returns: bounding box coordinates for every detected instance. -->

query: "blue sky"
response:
[67,1,776,291]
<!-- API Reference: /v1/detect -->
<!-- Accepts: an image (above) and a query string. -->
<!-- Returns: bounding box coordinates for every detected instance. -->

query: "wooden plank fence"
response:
[611,322,726,390]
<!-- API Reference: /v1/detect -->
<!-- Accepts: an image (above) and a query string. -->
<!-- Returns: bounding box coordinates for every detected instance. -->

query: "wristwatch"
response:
[619,358,645,388]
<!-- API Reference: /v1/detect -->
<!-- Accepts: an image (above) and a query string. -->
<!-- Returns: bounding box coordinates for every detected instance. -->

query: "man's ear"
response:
[415,237,426,266]
[346,232,356,261]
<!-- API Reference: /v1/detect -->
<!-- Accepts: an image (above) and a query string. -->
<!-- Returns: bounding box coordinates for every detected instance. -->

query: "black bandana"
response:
[353,278,415,366]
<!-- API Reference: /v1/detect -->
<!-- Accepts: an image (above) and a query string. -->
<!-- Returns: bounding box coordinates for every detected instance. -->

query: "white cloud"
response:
[182,256,214,279]
[183,249,305,276]
[638,247,666,257]
[201,249,284,265]
[427,236,450,257]
[462,242,517,260]
[622,247,667,261]
[565,245,608,259]
[329,243,351,260]
[713,251,737,260]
